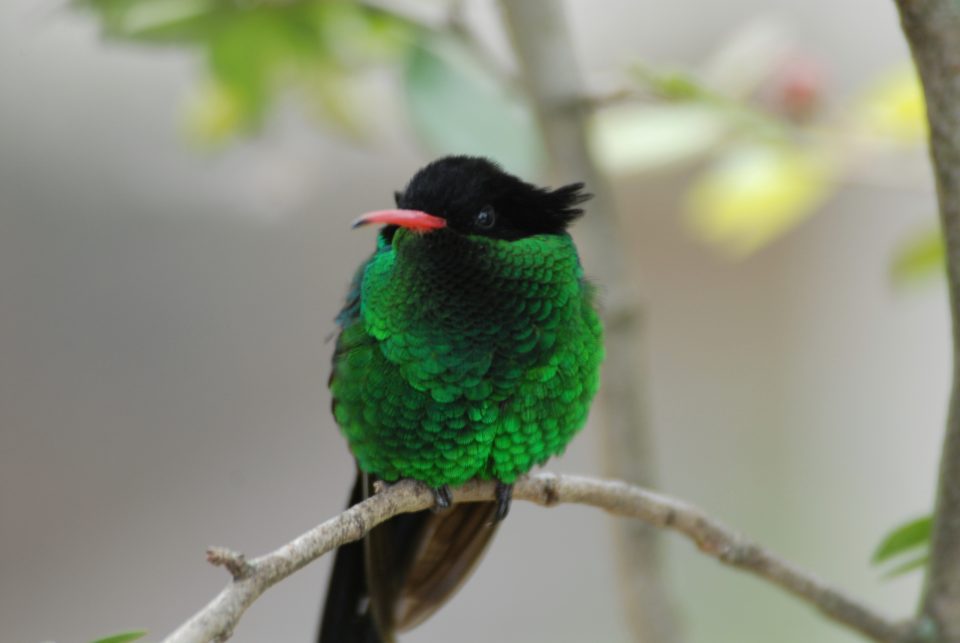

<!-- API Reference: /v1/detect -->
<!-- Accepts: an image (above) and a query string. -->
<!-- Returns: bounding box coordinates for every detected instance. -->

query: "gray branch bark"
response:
[893,2,960,641]
[495,2,679,641]
[161,472,912,643]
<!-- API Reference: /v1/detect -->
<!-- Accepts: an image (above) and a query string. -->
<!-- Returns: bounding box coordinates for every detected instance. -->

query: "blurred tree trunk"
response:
[894,1,960,641]
[498,3,680,642]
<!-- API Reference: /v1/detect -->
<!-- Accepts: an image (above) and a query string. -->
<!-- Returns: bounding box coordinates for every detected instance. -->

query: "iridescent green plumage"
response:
[331,225,603,487]
[320,156,603,643]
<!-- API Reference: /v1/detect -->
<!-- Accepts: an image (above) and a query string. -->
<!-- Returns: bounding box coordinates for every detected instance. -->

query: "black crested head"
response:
[395,156,591,240]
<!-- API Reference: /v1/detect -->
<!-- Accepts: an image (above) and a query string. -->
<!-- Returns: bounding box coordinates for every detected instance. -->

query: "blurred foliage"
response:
[597,55,928,258]
[77,0,541,173]
[891,227,945,285]
[88,631,147,643]
[591,104,727,174]
[857,66,928,144]
[686,144,833,257]
[872,515,931,578]
[403,32,543,177]
[79,0,412,143]
[632,62,788,140]
[78,3,933,266]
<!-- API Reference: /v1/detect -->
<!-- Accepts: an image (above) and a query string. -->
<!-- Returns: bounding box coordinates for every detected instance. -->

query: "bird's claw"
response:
[431,485,453,512]
[494,482,513,522]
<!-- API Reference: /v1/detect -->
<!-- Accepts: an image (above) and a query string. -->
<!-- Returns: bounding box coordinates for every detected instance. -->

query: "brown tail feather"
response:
[394,501,498,631]
[319,471,500,642]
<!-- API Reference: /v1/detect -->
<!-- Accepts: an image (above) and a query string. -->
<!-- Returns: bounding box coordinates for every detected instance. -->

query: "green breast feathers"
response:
[330,227,603,488]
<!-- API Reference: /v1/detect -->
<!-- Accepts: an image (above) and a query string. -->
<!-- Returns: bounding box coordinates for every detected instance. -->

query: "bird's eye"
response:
[474,206,496,230]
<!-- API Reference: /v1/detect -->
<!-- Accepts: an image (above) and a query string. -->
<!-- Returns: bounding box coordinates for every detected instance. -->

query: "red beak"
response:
[352,209,447,232]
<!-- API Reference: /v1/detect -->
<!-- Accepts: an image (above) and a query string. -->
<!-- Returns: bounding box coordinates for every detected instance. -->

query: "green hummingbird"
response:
[319,156,604,642]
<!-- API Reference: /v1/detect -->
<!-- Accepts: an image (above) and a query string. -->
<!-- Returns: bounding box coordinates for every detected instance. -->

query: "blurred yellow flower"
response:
[686,143,834,257]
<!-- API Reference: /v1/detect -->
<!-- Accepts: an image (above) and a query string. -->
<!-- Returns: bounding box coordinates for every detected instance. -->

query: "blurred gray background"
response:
[0,1,945,642]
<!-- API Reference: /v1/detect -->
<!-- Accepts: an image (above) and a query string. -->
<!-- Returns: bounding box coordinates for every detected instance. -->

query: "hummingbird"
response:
[319,156,603,642]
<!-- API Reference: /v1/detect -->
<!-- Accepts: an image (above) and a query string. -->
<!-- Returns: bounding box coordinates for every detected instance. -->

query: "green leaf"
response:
[403,32,543,178]
[79,1,415,143]
[635,65,710,101]
[891,227,945,285]
[872,515,932,564]
[88,631,147,643]
[203,9,297,128]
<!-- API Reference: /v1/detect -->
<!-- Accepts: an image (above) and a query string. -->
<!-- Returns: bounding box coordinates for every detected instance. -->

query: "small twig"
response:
[205,548,253,581]
[161,472,912,643]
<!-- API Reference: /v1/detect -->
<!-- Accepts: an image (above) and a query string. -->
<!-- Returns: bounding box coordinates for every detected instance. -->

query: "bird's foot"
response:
[494,482,514,522]
[431,484,454,512]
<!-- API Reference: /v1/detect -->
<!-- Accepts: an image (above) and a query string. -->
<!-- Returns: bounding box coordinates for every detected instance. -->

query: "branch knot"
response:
[206,547,254,581]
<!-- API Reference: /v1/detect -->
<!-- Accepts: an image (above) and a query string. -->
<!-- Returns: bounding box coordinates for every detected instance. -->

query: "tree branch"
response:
[161,472,912,643]
[495,3,679,641]
[892,1,960,640]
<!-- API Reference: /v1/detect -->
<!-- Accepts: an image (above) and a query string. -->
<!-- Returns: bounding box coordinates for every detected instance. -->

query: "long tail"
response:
[318,472,500,643]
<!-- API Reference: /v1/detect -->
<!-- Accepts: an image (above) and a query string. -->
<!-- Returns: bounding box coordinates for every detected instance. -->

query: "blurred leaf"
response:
[79,0,219,42]
[299,63,369,137]
[873,515,932,564]
[404,32,543,178]
[312,1,410,66]
[685,143,834,257]
[635,64,710,102]
[857,66,927,144]
[182,81,247,146]
[208,10,297,129]
[88,631,147,643]
[891,227,945,285]
[78,0,414,142]
[880,553,929,579]
[591,104,727,174]
[633,62,789,142]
